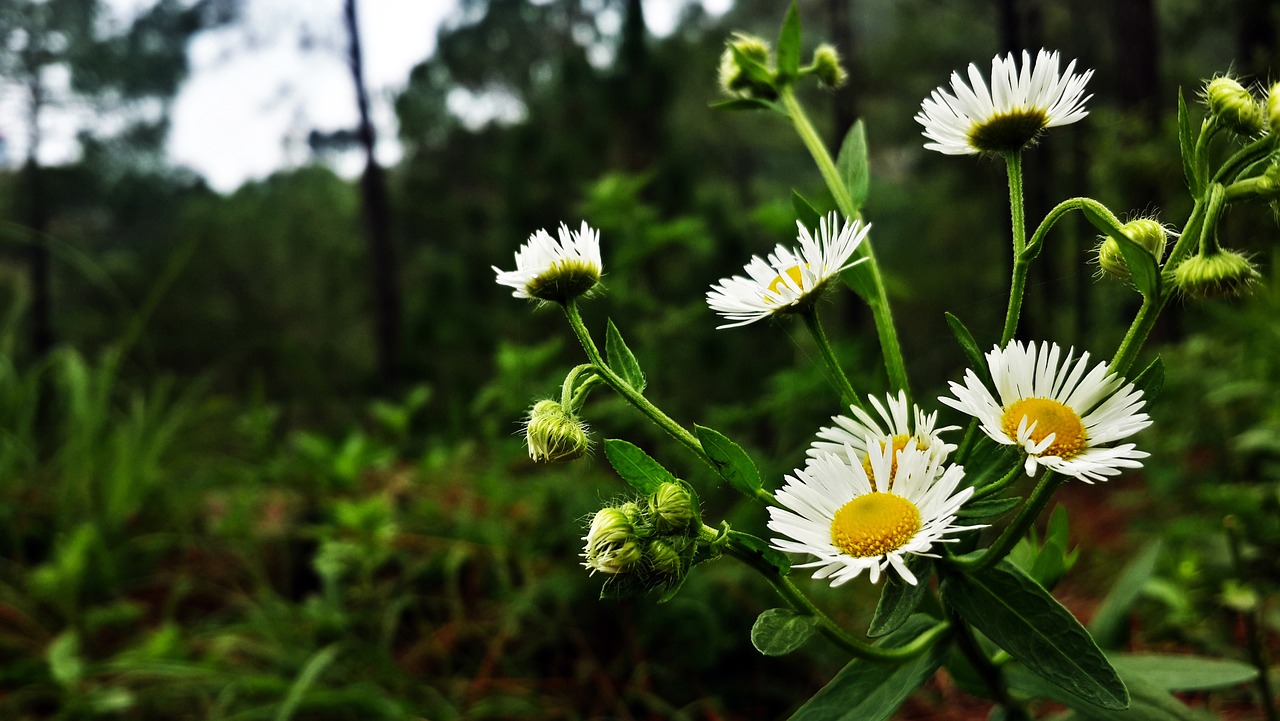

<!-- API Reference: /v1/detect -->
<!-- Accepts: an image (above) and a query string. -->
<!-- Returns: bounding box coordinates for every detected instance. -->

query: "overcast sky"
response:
[0,0,728,192]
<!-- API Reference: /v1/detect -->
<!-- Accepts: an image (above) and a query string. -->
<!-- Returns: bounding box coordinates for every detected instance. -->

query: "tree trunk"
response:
[343,0,401,388]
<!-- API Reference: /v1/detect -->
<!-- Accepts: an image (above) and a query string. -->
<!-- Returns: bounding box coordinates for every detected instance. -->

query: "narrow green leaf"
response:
[868,555,932,637]
[275,643,340,721]
[1087,209,1160,299]
[789,615,950,721]
[1006,664,1207,721]
[1088,540,1162,649]
[775,2,802,83]
[728,530,791,575]
[1029,506,1077,590]
[709,97,784,114]
[694,425,762,497]
[752,608,819,656]
[605,319,646,392]
[836,120,870,212]
[603,439,676,495]
[944,312,994,390]
[47,630,84,686]
[1177,89,1199,195]
[792,189,823,229]
[956,496,1021,521]
[1130,356,1164,404]
[1110,654,1257,691]
[730,45,774,87]
[942,561,1128,709]
[840,259,875,302]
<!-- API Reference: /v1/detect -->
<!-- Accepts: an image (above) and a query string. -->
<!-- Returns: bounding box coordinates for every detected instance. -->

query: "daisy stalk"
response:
[1000,151,1029,344]
[801,305,865,412]
[777,84,912,403]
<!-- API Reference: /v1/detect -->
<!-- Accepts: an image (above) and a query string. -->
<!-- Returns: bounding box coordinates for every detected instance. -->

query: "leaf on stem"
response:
[792,189,824,229]
[836,120,870,214]
[1108,653,1257,691]
[775,2,802,84]
[1005,662,1209,721]
[710,97,785,114]
[694,425,763,497]
[1085,208,1161,299]
[1177,89,1201,196]
[603,439,676,495]
[956,496,1021,521]
[752,608,819,656]
[1129,356,1164,404]
[868,555,932,637]
[945,312,995,391]
[788,615,950,721]
[605,319,646,392]
[728,529,791,575]
[1088,540,1161,649]
[942,560,1128,710]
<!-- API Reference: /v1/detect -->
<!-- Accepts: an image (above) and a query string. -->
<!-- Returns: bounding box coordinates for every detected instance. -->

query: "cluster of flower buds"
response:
[717,33,848,101]
[581,482,701,593]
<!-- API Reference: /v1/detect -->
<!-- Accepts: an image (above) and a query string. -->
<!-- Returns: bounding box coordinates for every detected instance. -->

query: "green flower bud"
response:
[718,33,776,100]
[811,44,847,88]
[1173,249,1261,299]
[648,482,694,534]
[1268,82,1280,135]
[1206,76,1264,136]
[1095,219,1167,282]
[646,538,686,580]
[582,506,641,575]
[524,400,590,462]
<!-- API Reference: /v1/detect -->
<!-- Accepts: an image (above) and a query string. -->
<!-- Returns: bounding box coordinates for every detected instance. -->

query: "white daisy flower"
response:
[768,439,981,586]
[808,391,960,474]
[706,212,869,329]
[915,49,1093,155]
[939,340,1152,483]
[493,221,602,302]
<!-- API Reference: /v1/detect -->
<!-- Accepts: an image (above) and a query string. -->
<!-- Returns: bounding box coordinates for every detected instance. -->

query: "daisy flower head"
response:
[768,439,980,586]
[916,49,1093,156]
[807,391,960,477]
[706,212,869,329]
[939,341,1152,483]
[493,221,602,302]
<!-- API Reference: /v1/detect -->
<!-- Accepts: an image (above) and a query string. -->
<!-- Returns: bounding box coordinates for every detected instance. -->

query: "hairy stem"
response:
[802,306,866,412]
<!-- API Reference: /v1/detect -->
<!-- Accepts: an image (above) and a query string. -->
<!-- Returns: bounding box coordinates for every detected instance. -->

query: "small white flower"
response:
[915,49,1093,155]
[493,221,602,302]
[807,391,960,471]
[768,440,981,586]
[939,340,1152,483]
[706,212,869,329]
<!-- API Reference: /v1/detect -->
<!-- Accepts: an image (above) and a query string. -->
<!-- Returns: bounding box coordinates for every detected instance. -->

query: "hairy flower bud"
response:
[582,506,641,575]
[811,44,847,88]
[646,538,686,580]
[1206,76,1264,136]
[718,33,776,100]
[1096,219,1167,282]
[648,482,694,534]
[1173,249,1260,299]
[1269,82,1280,135]
[524,400,590,462]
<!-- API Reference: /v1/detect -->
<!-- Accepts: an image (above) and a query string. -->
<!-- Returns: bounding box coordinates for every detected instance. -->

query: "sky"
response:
[0,0,730,193]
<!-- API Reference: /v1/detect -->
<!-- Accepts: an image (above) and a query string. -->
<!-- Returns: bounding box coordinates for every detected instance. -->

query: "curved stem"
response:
[1000,259,1029,346]
[802,306,866,412]
[972,460,1026,501]
[1211,135,1276,185]
[951,471,1062,574]
[779,86,912,403]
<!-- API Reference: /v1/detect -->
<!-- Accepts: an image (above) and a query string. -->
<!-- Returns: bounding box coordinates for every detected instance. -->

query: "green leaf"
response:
[775,2,802,84]
[276,644,340,721]
[605,319,646,392]
[789,615,950,721]
[1110,654,1257,691]
[792,189,823,229]
[1089,540,1162,649]
[603,439,677,495]
[694,425,763,497]
[1006,664,1208,721]
[752,608,819,656]
[730,45,775,87]
[868,555,932,637]
[942,561,1128,709]
[1087,208,1161,299]
[945,312,994,390]
[728,529,791,575]
[709,97,784,114]
[836,120,870,213]
[47,630,84,686]
[1177,89,1200,195]
[1028,506,1078,590]
[956,496,1021,521]
[1130,356,1164,404]
[841,259,876,302]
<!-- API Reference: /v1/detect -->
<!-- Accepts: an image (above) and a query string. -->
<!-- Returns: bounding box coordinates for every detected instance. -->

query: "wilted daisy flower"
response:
[768,440,979,586]
[706,212,869,329]
[939,341,1151,483]
[807,391,959,479]
[916,49,1093,155]
[493,221,602,302]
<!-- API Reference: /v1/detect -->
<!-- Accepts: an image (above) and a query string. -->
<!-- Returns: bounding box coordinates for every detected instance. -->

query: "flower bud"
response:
[648,482,694,534]
[811,44,847,88]
[718,33,776,100]
[582,506,641,575]
[1095,219,1167,282]
[1269,82,1280,135]
[1173,249,1260,299]
[524,400,590,462]
[1206,76,1264,136]
[646,538,686,580]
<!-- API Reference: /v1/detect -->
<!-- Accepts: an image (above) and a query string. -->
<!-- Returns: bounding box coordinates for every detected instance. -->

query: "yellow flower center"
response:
[830,492,922,558]
[967,108,1050,153]
[1000,397,1088,459]
[764,264,810,303]
[861,434,920,489]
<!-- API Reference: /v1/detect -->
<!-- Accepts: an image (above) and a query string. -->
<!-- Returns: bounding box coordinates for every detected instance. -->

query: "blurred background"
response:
[0,0,1278,718]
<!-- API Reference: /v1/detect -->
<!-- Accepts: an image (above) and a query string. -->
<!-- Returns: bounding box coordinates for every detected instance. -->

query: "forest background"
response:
[0,0,1278,718]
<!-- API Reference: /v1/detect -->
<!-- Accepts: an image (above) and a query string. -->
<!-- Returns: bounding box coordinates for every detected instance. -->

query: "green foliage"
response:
[603,438,678,494]
[867,555,931,637]
[751,608,818,656]
[694,424,763,498]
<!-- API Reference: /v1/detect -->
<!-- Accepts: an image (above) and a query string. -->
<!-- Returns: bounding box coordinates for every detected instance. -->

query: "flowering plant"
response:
[492,4,1277,718]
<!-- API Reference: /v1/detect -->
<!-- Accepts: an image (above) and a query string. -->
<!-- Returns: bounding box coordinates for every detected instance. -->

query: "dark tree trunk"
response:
[1115,0,1161,126]
[825,0,858,148]
[343,0,401,388]
[1237,0,1277,82]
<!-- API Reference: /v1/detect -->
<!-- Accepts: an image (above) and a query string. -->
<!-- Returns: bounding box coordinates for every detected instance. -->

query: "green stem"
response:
[1000,259,1029,346]
[947,603,1030,720]
[802,306,866,412]
[723,537,948,662]
[779,85,912,403]
[972,460,1026,501]
[999,153,1027,345]
[564,301,778,506]
[952,471,1061,574]
[1211,134,1276,185]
